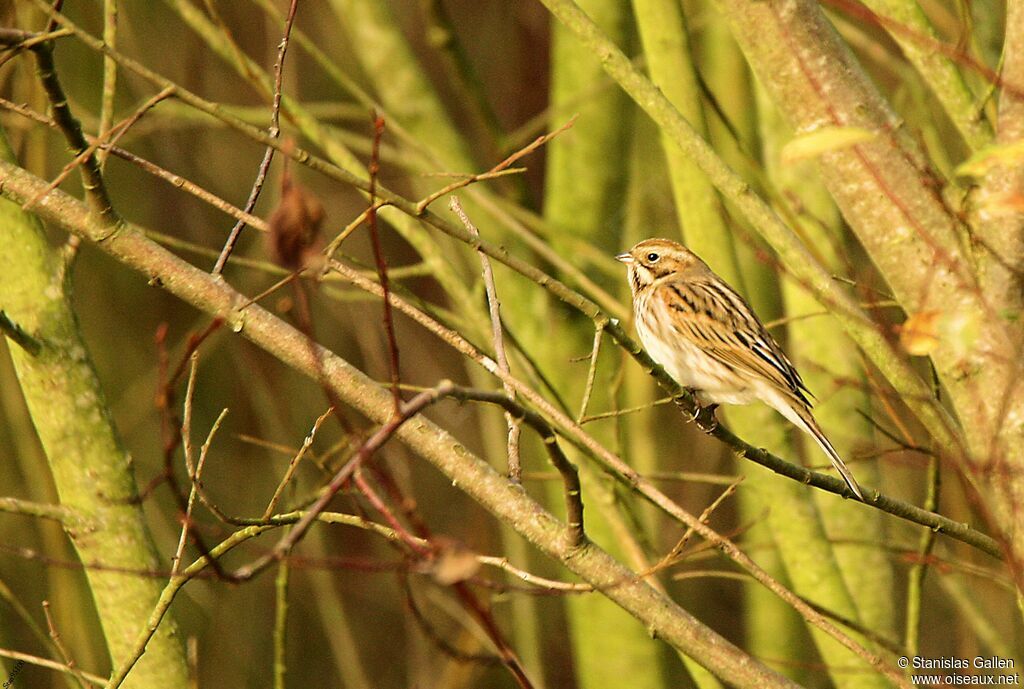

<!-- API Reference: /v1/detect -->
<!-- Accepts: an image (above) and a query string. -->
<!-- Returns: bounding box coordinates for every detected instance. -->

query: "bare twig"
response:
[449,195,522,481]
[576,324,605,423]
[262,407,333,520]
[172,355,198,576]
[0,648,105,686]
[0,310,42,356]
[173,377,227,577]
[23,86,176,212]
[905,452,941,655]
[97,0,118,167]
[652,479,743,573]
[42,601,90,689]
[352,468,431,556]
[444,386,585,546]
[414,168,524,215]
[366,115,403,413]
[0,97,272,231]
[273,549,290,689]
[415,116,577,214]
[579,396,673,424]
[30,38,119,225]
[212,0,299,275]
[231,381,456,581]
[0,27,72,63]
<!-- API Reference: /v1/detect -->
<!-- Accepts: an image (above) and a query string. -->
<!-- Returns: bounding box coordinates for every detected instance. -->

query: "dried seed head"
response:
[267,171,324,269]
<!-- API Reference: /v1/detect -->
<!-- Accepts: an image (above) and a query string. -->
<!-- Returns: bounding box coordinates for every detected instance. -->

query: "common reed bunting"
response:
[617,238,864,500]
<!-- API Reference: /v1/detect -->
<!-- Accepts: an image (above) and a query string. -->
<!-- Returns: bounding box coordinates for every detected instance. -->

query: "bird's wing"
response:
[656,277,813,405]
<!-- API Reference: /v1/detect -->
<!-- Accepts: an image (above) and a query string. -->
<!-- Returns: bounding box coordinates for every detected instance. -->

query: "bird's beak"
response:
[615,252,634,264]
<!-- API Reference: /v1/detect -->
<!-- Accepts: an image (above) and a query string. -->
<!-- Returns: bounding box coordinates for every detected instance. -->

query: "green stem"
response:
[0,128,188,689]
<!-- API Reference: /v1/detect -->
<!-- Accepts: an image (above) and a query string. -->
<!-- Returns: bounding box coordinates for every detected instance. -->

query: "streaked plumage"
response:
[616,238,864,500]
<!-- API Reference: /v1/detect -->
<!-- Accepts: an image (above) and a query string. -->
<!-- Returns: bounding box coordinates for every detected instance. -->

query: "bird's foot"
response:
[692,403,719,433]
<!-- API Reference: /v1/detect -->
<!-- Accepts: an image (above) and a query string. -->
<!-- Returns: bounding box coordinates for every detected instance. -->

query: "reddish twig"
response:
[822,0,1024,101]
[212,0,299,275]
[44,0,65,35]
[147,320,230,581]
[367,114,402,413]
[231,381,455,581]
[352,467,432,556]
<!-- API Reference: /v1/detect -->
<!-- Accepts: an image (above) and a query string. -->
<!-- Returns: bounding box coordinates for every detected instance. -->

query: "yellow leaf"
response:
[898,311,941,356]
[955,140,1024,178]
[781,126,877,163]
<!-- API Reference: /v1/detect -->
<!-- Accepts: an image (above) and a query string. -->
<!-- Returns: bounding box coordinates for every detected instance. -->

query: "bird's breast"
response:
[634,295,759,406]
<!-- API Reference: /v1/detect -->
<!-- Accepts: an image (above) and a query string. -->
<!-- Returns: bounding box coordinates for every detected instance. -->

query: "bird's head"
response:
[615,238,704,293]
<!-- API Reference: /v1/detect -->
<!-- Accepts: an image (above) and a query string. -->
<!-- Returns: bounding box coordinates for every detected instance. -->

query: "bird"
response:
[616,238,864,501]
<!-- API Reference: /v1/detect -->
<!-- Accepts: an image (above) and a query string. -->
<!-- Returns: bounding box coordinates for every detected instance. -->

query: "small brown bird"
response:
[616,238,864,500]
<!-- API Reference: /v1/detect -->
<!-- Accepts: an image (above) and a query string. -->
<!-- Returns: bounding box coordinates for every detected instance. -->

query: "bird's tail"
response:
[790,405,865,501]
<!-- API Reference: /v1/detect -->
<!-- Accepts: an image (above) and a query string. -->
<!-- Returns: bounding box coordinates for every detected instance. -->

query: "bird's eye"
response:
[646,252,660,263]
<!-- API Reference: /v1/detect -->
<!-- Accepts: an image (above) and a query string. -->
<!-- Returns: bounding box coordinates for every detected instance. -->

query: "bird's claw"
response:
[692,403,719,433]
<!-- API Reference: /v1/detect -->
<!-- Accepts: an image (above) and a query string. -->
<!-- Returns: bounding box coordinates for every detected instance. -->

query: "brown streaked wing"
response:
[656,278,813,405]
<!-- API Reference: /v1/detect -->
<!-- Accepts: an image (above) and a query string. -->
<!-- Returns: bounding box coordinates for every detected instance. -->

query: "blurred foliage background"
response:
[0,0,1021,688]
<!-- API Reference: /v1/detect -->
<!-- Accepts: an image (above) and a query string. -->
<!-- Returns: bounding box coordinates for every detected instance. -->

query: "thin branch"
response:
[414,168,525,215]
[173,395,227,577]
[211,0,298,275]
[580,396,673,424]
[262,407,333,520]
[0,27,72,61]
[0,496,74,523]
[475,555,592,592]
[23,86,176,212]
[0,310,43,356]
[576,325,605,423]
[654,479,743,573]
[29,38,119,225]
[449,195,522,481]
[42,601,90,689]
[352,468,431,555]
[0,648,105,686]
[231,381,456,582]
[96,0,118,167]
[273,548,290,689]
[905,452,941,655]
[444,386,585,545]
[0,97,272,231]
[365,115,403,413]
